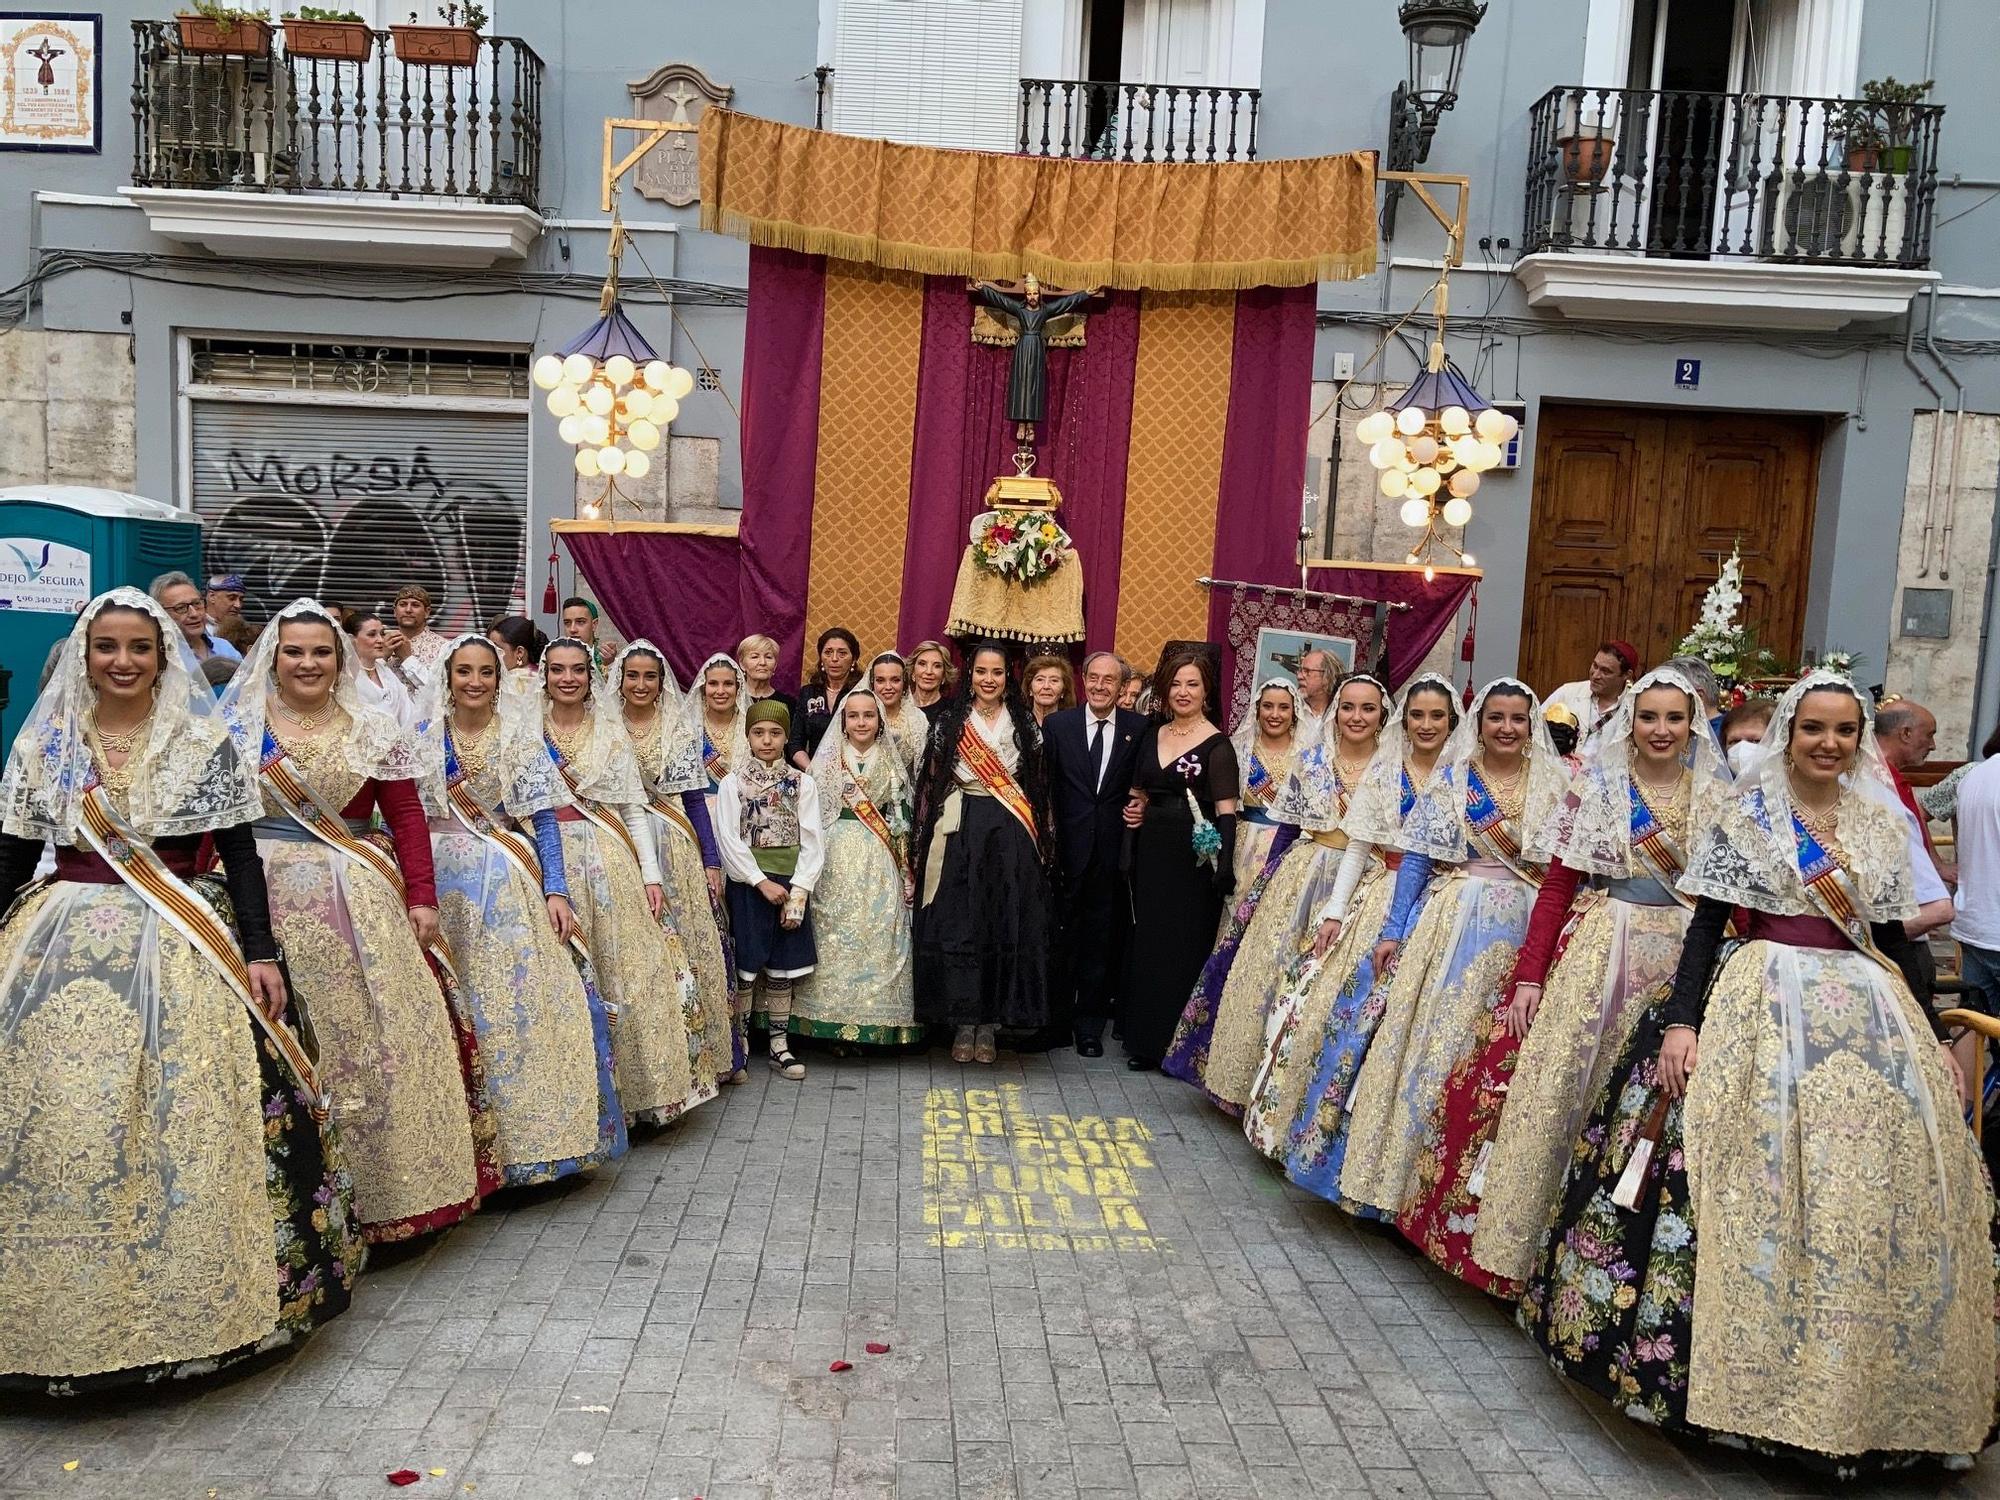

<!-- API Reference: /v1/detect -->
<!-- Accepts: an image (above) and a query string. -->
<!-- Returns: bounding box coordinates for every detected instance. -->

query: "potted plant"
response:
[1836,77,1932,175]
[391,1,484,66]
[283,7,372,61]
[1555,93,1616,190]
[176,0,274,57]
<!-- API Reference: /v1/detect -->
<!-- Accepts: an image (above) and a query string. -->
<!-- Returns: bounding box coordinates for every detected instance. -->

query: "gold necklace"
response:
[273,693,334,733]
[1478,754,1528,817]
[1635,768,1691,839]
[92,713,152,757]
[86,713,150,796]
[453,714,500,779]
[547,711,591,761]
[1334,749,1373,788]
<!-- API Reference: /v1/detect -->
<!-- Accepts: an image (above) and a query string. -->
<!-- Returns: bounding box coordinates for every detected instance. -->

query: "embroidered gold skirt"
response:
[649,812,734,1083]
[557,820,712,1125]
[791,817,921,1045]
[1242,856,1393,1158]
[257,825,482,1239]
[1683,940,1995,1460]
[1469,895,1688,1285]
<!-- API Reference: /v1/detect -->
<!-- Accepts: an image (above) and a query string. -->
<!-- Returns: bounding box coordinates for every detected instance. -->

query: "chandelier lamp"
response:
[531,219,696,520]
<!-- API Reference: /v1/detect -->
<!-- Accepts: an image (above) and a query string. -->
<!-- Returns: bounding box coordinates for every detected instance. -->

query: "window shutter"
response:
[828,0,1027,152]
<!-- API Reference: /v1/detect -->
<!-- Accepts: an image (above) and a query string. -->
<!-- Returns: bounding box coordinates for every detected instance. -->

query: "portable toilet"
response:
[0,486,204,752]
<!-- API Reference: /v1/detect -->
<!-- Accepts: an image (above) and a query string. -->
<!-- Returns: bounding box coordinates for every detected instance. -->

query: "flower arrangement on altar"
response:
[1676,541,1753,678]
[970,509,1071,585]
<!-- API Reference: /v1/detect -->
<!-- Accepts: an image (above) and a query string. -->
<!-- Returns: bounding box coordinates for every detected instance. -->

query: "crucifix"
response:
[968,274,1102,473]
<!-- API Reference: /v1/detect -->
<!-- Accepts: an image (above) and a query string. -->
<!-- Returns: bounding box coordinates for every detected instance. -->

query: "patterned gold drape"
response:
[700,110,1378,292]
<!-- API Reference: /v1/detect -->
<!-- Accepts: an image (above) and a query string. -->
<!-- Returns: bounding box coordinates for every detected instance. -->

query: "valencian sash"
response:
[1464,765,1542,888]
[443,731,610,1017]
[845,775,908,879]
[75,783,326,1111]
[258,731,464,985]
[1792,809,1906,984]
[1625,778,1694,910]
[957,720,1039,847]
[1245,751,1281,806]
[545,734,646,873]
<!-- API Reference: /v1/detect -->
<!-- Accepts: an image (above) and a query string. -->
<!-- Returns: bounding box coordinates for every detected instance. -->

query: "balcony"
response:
[1515,85,1944,330]
[1018,79,1260,163]
[121,18,544,268]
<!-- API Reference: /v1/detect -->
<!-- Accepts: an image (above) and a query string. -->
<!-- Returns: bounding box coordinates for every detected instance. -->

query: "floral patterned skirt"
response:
[651,813,738,1081]
[790,819,921,1045]
[1162,826,1299,1099]
[258,826,486,1242]
[1243,856,1392,1159]
[0,876,357,1392]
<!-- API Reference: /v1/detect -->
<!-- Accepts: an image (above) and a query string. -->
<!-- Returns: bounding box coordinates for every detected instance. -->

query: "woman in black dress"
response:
[1121,648,1240,1070]
[911,642,1059,1063]
[788,626,861,770]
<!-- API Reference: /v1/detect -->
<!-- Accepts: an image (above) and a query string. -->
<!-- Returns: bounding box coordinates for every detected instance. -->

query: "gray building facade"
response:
[4,0,1998,748]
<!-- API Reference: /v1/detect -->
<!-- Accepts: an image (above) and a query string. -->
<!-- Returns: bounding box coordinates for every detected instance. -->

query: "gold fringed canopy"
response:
[698,110,1377,291]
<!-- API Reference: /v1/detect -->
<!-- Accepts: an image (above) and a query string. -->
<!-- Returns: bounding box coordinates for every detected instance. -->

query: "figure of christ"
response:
[969,274,1103,445]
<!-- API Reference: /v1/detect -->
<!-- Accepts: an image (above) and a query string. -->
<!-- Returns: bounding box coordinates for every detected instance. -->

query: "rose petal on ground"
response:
[828,1360,853,1372]
[864,1342,891,1355]
[387,1472,421,1488]
[572,1453,594,1466]
[62,1462,79,1472]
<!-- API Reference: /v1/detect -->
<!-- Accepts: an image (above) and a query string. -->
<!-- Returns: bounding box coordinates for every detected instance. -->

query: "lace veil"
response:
[423,631,568,818]
[1268,673,1388,833]
[221,597,436,786]
[1340,672,1448,846]
[866,651,930,772]
[1399,675,1564,862]
[610,639,705,796]
[808,688,912,831]
[536,637,645,807]
[685,651,751,777]
[1524,665,1731,875]
[1679,669,1916,920]
[1,587,264,842]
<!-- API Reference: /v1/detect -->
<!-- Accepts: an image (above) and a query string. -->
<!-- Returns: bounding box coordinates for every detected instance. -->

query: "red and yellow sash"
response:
[547,737,646,875]
[259,741,463,985]
[846,782,908,879]
[1625,778,1693,912]
[1794,810,1906,986]
[76,784,325,1111]
[958,720,1038,848]
[1465,766,1541,888]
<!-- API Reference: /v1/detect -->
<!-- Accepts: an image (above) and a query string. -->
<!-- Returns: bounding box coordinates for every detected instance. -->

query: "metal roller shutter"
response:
[188,400,528,633]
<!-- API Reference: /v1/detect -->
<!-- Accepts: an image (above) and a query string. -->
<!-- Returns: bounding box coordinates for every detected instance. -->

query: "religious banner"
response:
[1304,562,1480,688]
[1215,584,1387,728]
[0,12,99,152]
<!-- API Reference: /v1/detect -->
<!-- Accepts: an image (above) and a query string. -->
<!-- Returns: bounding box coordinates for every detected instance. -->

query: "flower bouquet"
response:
[970,510,1071,586]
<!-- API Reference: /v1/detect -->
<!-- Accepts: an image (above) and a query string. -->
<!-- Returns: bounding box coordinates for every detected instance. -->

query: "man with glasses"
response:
[149,570,241,664]
[1294,647,1340,746]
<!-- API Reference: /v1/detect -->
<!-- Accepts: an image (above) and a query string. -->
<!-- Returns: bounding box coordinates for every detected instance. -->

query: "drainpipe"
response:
[1903,303,1943,579]
[1921,283,1967,580]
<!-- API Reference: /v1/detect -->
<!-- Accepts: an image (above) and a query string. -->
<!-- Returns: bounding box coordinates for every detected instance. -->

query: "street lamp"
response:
[1385,0,1485,232]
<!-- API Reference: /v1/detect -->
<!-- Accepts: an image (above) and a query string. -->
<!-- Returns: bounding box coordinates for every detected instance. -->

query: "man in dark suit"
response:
[1043,651,1147,1057]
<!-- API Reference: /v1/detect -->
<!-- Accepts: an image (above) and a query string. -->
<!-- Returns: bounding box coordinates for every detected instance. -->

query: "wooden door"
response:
[1519,403,1821,696]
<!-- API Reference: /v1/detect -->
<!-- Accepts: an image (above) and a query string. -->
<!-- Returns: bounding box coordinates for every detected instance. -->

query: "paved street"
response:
[3,1048,1994,1500]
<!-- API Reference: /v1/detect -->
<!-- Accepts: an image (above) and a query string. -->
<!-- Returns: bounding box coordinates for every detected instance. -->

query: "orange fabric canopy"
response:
[698,110,1377,292]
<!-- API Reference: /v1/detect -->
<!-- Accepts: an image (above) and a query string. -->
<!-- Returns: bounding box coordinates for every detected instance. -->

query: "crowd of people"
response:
[1,582,1994,1478]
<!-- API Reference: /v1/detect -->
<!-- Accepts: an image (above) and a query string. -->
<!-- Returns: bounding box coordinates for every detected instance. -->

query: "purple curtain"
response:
[565,530,741,688]
[1305,564,1478,689]
[1206,285,1318,697]
[738,247,827,684]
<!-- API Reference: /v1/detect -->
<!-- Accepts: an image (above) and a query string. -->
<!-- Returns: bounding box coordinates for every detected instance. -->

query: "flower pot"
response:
[176,14,274,56]
[390,23,479,66]
[1558,130,1614,188]
[1845,145,1881,174]
[284,19,373,61]
[1883,142,1915,174]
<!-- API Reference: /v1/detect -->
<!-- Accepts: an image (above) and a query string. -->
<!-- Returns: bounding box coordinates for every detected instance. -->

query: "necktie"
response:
[1090,716,1107,792]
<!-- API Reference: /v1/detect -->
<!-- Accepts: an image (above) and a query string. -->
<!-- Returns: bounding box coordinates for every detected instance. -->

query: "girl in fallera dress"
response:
[1164,675,1368,1114]
[869,650,931,777]
[1525,673,1992,1473]
[223,600,494,1244]
[907,640,955,712]
[1333,679,1564,1233]
[717,700,823,1079]
[540,639,712,1126]
[1236,675,1389,1151]
[1280,675,1456,1203]
[1120,650,1240,1072]
[428,635,624,1184]
[792,690,922,1047]
[911,642,1058,1064]
[0,589,357,1392]
[691,652,751,824]
[1464,667,1728,1289]
[614,641,742,1085]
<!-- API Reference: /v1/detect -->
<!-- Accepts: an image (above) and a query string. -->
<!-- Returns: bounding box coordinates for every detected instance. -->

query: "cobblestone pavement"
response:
[3,1048,1994,1500]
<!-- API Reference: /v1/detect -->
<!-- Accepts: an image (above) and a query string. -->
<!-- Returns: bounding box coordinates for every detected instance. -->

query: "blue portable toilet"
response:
[0,486,204,753]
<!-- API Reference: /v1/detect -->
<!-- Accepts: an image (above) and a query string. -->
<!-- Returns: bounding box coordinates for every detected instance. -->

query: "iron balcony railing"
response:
[130,20,543,205]
[1524,85,1944,268]
[1018,78,1259,162]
